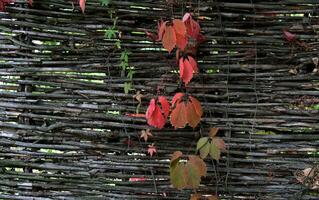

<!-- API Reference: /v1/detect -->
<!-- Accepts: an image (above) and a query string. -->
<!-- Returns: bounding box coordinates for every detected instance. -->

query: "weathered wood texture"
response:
[0,0,318,199]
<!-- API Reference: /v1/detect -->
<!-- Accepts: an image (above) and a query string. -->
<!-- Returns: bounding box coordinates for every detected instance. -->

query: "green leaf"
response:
[185,162,201,189]
[196,137,208,150]
[105,29,116,39]
[199,142,210,159]
[209,142,221,161]
[124,82,131,94]
[170,163,188,190]
[100,0,111,6]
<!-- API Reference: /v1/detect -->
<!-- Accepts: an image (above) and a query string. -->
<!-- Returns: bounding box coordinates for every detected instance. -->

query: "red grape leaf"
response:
[176,33,188,51]
[147,143,157,157]
[146,99,166,129]
[0,0,14,12]
[189,96,203,117]
[187,55,198,72]
[183,13,192,22]
[171,101,188,129]
[129,177,146,182]
[140,129,152,142]
[283,30,296,42]
[170,151,183,166]
[146,98,156,118]
[186,101,201,128]
[158,20,167,41]
[79,0,86,13]
[209,127,219,138]
[212,137,226,151]
[145,31,157,41]
[179,57,194,85]
[172,92,184,107]
[162,25,176,53]
[184,14,200,39]
[158,96,170,118]
[188,155,207,177]
[173,19,186,36]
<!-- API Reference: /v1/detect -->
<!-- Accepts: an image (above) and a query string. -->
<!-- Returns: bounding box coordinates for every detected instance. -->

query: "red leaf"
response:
[187,55,198,72]
[173,19,186,36]
[147,143,157,157]
[186,101,201,128]
[79,0,86,13]
[283,30,296,42]
[158,96,170,118]
[129,177,146,182]
[171,101,188,129]
[176,33,188,51]
[189,96,203,117]
[172,92,184,107]
[158,20,167,41]
[146,98,156,119]
[162,25,176,53]
[28,0,32,6]
[170,151,183,166]
[146,99,166,129]
[140,129,152,142]
[146,31,157,41]
[182,13,192,22]
[212,137,226,151]
[184,14,200,39]
[125,113,146,118]
[196,33,206,44]
[179,57,194,85]
[0,0,14,12]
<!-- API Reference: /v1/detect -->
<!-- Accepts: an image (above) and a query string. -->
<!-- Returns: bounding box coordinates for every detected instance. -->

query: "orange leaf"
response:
[173,19,186,36]
[172,92,184,107]
[140,129,152,142]
[158,96,170,118]
[162,25,176,53]
[209,127,219,138]
[212,137,226,151]
[171,101,188,129]
[176,33,188,51]
[190,193,201,200]
[207,196,219,200]
[158,20,167,41]
[170,151,183,166]
[186,101,201,128]
[179,57,194,85]
[189,96,203,117]
[188,155,207,177]
[79,0,86,13]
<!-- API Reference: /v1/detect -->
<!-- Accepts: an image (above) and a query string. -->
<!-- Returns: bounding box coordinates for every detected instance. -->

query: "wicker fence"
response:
[0,0,318,199]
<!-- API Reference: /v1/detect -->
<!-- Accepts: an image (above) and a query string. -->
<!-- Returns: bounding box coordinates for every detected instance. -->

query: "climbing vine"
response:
[145,12,225,197]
